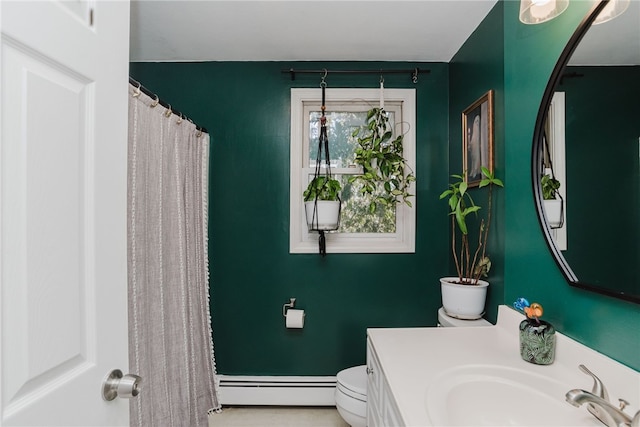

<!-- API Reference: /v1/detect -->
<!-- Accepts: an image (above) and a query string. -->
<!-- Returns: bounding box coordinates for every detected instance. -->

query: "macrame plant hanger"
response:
[307,70,341,256]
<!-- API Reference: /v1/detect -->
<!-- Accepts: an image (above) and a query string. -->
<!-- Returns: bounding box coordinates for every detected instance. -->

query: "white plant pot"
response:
[305,200,340,231]
[543,199,563,228]
[440,277,489,320]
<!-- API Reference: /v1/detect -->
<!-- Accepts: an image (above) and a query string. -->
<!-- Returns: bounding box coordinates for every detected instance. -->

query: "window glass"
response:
[306,106,399,233]
[290,88,415,254]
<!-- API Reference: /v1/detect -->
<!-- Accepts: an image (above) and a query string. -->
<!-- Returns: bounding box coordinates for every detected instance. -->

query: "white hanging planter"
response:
[305,200,340,231]
[543,199,563,229]
[440,277,489,320]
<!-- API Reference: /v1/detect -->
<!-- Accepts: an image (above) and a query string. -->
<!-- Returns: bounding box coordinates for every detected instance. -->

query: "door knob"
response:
[102,369,142,401]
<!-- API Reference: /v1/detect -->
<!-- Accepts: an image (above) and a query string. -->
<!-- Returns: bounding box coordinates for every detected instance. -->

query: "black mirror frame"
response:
[531,0,639,304]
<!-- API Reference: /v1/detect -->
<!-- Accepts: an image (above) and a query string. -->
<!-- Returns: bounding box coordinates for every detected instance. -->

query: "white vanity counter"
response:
[366,305,640,427]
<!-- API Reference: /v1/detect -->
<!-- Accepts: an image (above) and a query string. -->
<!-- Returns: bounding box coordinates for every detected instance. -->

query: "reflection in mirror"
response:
[540,92,567,250]
[532,0,640,303]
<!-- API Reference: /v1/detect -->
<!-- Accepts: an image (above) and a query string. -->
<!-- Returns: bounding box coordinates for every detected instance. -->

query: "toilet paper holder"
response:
[282,297,296,317]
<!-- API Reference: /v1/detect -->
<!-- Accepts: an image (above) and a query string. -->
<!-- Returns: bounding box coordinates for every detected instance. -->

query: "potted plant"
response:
[540,173,563,228]
[438,166,504,319]
[304,176,341,230]
[349,107,415,213]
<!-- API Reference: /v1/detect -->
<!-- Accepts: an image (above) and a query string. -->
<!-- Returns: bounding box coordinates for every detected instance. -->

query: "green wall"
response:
[562,66,639,292]
[449,2,505,324]
[502,1,640,369]
[130,61,451,375]
[130,0,640,374]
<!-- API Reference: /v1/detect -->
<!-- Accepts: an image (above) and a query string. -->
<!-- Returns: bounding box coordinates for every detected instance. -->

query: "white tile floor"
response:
[208,406,350,427]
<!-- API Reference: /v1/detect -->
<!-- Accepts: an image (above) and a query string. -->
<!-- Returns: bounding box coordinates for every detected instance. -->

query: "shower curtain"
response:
[127,83,220,426]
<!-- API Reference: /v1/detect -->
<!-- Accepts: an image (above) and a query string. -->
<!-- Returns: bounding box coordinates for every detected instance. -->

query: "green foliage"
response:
[439,167,504,284]
[348,107,415,213]
[339,178,396,233]
[540,174,561,200]
[303,176,342,202]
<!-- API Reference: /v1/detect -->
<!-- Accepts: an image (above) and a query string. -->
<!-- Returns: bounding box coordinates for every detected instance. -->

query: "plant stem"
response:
[462,235,470,281]
[451,214,462,281]
[470,219,484,284]
[472,182,495,283]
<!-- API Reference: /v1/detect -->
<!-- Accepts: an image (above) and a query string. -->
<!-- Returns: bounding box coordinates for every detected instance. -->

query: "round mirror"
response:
[532,0,639,304]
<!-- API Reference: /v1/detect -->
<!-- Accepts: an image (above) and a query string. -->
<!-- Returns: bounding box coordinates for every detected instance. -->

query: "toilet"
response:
[335,365,367,427]
[437,306,491,327]
[334,308,490,427]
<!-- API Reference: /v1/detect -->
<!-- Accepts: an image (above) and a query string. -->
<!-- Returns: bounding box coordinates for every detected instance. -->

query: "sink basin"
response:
[425,364,600,426]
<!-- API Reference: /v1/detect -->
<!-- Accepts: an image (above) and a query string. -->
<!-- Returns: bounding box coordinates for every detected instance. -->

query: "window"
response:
[289,88,416,253]
[545,92,567,250]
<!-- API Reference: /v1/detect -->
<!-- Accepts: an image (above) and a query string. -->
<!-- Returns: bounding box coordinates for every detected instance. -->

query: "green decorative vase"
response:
[519,319,556,365]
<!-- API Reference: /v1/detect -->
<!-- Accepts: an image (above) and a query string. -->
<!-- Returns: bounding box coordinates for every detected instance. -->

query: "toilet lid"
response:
[337,365,367,396]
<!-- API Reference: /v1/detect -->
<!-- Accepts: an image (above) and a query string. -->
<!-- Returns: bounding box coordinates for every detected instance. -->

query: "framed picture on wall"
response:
[462,90,494,187]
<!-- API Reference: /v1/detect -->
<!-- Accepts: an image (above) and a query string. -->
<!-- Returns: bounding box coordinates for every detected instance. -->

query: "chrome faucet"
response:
[566,389,633,427]
[579,364,610,402]
[565,364,639,427]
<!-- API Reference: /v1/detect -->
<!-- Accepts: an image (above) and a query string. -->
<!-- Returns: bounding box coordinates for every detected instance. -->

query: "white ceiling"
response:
[129,0,499,62]
[129,0,639,65]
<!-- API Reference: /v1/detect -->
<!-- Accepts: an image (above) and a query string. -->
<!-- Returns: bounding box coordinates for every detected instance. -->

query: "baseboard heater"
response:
[218,375,337,406]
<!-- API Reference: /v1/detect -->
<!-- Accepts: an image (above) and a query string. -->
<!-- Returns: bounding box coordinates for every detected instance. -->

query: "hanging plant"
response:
[303,73,341,256]
[540,173,563,228]
[349,107,415,213]
[303,176,341,202]
[540,174,561,200]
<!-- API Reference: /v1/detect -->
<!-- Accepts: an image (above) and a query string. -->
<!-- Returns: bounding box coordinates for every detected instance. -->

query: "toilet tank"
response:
[438,307,491,327]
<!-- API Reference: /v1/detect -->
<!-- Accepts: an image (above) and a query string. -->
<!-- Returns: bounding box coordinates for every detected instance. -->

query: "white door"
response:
[0,1,131,425]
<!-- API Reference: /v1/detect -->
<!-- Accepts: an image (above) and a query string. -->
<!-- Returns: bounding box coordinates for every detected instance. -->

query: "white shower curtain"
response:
[127,83,220,426]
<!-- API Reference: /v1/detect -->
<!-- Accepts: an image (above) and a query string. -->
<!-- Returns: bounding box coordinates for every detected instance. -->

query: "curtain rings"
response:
[132,83,142,98]
[164,104,172,118]
[150,95,160,108]
[176,113,183,125]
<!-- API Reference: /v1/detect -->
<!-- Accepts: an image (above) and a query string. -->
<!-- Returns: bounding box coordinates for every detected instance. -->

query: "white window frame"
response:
[289,88,416,254]
[547,92,567,250]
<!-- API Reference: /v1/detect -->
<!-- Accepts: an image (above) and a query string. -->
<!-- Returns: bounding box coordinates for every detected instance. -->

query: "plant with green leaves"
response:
[540,174,560,200]
[349,107,415,214]
[303,176,342,202]
[439,167,504,284]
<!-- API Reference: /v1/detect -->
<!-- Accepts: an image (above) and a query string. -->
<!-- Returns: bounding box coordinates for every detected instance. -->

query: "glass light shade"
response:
[519,0,569,24]
[593,0,630,24]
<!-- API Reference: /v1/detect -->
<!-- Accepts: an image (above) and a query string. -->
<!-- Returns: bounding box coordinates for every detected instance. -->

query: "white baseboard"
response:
[218,375,337,406]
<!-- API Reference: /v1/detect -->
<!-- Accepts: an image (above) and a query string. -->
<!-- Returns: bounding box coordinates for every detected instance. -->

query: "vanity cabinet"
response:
[366,338,403,427]
[366,307,639,426]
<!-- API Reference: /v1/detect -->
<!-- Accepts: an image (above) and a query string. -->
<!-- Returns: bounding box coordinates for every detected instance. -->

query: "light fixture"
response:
[519,0,569,24]
[593,0,630,24]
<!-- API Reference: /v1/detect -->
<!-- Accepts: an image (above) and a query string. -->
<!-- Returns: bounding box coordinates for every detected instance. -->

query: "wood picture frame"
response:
[462,90,494,187]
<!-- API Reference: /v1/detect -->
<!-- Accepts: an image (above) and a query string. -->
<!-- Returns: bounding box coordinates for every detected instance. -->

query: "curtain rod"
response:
[128,77,208,134]
[282,68,428,83]
[559,71,584,85]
